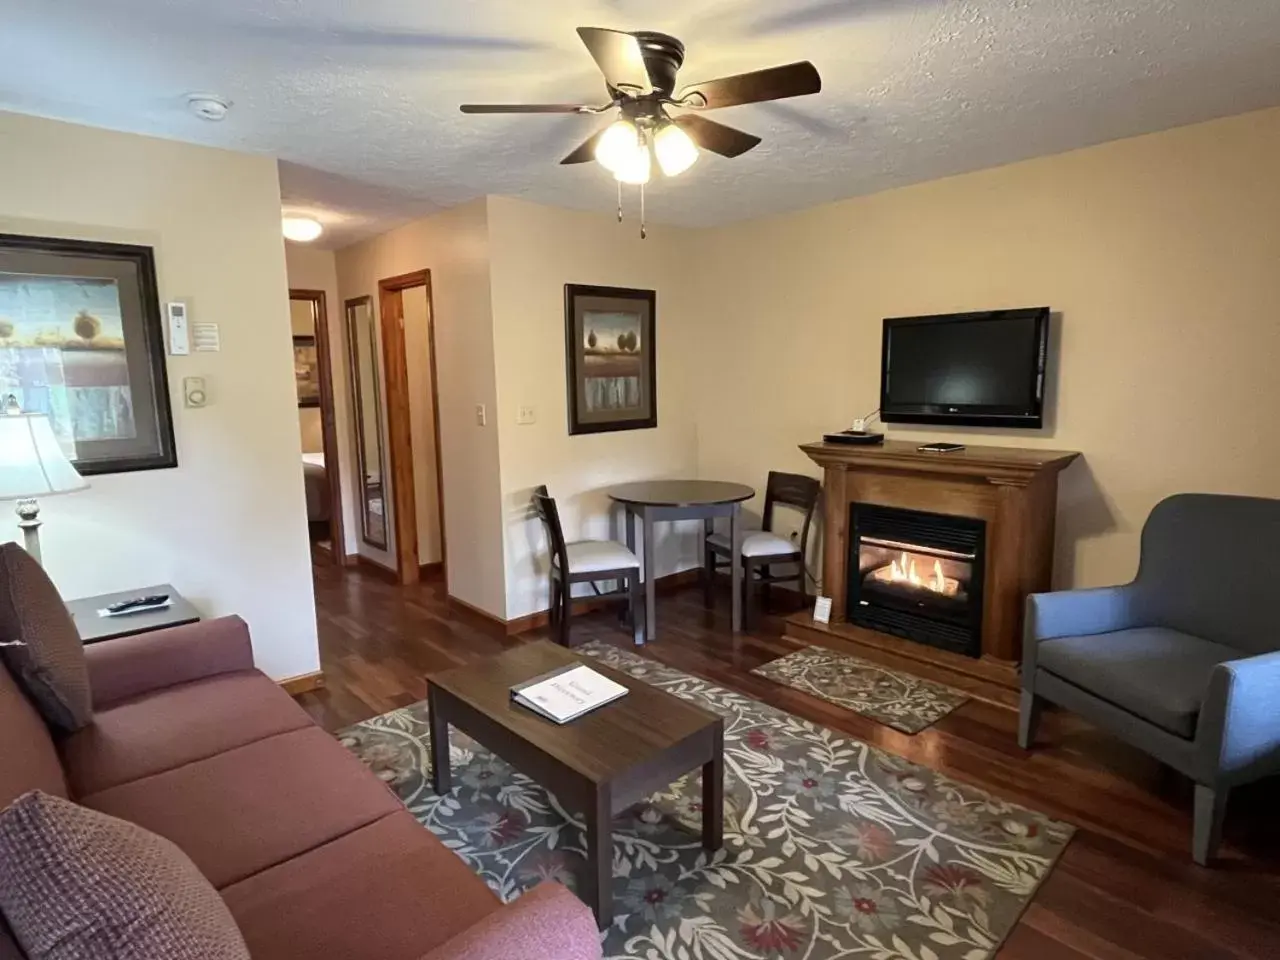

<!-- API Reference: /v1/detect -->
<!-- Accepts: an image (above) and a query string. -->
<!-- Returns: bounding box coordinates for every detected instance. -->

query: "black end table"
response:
[66,583,201,645]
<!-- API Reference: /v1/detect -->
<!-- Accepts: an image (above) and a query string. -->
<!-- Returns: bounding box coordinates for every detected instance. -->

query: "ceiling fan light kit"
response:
[595,119,645,176]
[654,123,699,177]
[460,26,822,237]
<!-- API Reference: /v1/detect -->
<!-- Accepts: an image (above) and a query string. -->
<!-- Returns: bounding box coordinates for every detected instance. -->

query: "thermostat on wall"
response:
[167,302,190,356]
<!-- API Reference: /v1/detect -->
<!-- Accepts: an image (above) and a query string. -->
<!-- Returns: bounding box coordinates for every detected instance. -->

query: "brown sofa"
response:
[0,614,601,960]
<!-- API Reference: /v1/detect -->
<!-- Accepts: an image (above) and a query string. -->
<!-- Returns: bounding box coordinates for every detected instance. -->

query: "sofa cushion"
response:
[221,810,499,960]
[0,543,91,732]
[61,671,314,796]
[80,727,402,888]
[1038,626,1242,737]
[0,661,67,809]
[0,791,249,960]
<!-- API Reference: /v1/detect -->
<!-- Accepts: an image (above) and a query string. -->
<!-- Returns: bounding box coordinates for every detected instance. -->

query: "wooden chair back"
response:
[762,471,821,556]
[532,485,570,576]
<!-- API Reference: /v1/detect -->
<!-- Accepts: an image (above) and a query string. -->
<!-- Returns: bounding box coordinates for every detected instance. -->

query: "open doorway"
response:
[289,288,345,564]
[377,271,445,586]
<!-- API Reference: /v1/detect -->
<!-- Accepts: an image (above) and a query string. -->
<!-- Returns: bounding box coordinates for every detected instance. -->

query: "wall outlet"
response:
[475,403,487,427]
[516,405,536,425]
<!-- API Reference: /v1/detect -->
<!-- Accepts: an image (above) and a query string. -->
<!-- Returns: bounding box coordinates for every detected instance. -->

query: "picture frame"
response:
[564,284,656,435]
[0,232,176,475]
[293,335,321,408]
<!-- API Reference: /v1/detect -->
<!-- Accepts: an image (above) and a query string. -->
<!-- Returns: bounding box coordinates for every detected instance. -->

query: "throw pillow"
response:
[0,791,250,960]
[0,542,91,732]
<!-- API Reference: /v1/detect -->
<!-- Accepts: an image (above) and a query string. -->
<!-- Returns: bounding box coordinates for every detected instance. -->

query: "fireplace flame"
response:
[875,551,959,597]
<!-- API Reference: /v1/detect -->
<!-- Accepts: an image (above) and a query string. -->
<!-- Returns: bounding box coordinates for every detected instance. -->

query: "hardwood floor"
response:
[299,561,1280,959]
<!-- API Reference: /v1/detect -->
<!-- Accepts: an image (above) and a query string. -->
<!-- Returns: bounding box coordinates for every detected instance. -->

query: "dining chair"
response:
[532,485,643,647]
[704,471,821,628]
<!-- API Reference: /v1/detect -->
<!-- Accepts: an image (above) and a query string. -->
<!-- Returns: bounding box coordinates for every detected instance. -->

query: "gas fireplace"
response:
[848,503,986,658]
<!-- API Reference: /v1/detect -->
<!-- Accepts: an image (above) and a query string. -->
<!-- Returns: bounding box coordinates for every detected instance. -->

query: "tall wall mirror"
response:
[345,295,388,550]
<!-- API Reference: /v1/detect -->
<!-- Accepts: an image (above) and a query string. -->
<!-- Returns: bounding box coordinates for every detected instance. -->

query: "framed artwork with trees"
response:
[0,233,176,474]
[564,284,656,435]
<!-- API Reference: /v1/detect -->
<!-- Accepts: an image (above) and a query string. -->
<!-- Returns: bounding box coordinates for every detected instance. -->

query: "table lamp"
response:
[0,397,89,565]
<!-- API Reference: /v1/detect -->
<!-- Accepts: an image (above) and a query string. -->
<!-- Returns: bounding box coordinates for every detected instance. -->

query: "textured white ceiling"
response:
[2,1,1279,248]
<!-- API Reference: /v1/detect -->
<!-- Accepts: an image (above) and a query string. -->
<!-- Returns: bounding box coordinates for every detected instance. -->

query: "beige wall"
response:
[692,107,1280,592]
[284,246,351,526]
[402,285,443,565]
[486,197,702,620]
[334,199,505,613]
[0,111,318,679]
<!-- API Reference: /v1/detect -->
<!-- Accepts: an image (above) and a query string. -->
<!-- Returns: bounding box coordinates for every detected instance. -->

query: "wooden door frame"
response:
[290,288,347,566]
[377,270,446,588]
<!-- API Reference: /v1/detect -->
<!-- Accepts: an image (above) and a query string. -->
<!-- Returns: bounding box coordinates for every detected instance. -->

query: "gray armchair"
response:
[1020,493,1280,865]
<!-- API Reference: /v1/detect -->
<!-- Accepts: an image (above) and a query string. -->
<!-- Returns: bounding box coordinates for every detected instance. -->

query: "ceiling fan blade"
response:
[460,103,596,114]
[678,61,821,110]
[674,115,762,158]
[576,27,653,95]
[560,128,608,164]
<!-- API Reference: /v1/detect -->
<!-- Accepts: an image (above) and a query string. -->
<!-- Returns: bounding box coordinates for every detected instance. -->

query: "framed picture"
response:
[0,233,176,475]
[293,335,320,408]
[564,284,656,435]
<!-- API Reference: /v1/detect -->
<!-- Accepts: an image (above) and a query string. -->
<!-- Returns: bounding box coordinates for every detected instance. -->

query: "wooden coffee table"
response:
[427,640,724,928]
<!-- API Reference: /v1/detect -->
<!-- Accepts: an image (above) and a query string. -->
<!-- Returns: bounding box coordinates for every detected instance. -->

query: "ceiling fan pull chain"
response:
[617,179,623,224]
[640,181,647,240]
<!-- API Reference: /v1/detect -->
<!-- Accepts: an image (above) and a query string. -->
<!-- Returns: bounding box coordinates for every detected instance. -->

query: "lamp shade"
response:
[0,414,89,500]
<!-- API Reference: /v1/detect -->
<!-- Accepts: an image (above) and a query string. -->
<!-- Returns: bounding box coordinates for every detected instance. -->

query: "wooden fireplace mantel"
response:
[788,440,1079,705]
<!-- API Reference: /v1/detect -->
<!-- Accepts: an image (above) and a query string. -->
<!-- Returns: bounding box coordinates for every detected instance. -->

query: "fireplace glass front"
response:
[847,503,986,657]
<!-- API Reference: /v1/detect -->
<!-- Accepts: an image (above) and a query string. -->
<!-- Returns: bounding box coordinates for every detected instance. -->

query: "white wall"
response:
[0,111,318,680]
[334,199,506,614]
[486,197,703,620]
[691,106,1280,592]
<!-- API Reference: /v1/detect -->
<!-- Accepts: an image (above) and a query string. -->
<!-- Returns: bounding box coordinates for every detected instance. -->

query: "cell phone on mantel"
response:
[917,442,965,453]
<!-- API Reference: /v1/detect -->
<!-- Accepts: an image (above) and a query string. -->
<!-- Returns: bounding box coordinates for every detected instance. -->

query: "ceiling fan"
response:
[460,27,822,185]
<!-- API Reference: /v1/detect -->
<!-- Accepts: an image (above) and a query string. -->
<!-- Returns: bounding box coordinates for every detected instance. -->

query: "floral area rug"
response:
[753,646,970,734]
[338,641,1072,960]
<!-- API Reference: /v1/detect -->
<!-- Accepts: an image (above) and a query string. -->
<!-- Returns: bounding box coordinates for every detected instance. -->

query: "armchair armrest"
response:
[1026,585,1143,642]
[416,882,600,960]
[1197,650,1280,785]
[1023,585,1144,680]
[85,615,255,709]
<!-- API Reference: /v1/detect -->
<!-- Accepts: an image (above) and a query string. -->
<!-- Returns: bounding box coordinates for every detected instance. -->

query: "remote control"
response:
[106,594,170,614]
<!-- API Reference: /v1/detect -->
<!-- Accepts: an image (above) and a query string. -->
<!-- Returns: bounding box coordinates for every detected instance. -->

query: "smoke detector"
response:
[186,94,231,121]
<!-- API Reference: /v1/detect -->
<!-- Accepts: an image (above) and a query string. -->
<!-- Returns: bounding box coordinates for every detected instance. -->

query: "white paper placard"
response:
[192,322,221,352]
[813,595,833,624]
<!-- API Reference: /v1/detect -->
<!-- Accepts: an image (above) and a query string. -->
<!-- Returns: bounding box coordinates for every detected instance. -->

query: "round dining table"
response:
[606,479,756,643]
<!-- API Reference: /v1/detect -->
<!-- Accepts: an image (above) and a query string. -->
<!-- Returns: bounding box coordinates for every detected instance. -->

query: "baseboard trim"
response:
[280,670,325,696]
[504,567,702,636]
[446,594,508,635]
[346,553,399,583]
[444,567,704,637]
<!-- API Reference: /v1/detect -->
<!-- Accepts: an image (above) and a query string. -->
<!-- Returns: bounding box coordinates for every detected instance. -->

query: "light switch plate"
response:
[516,404,536,425]
[475,403,487,426]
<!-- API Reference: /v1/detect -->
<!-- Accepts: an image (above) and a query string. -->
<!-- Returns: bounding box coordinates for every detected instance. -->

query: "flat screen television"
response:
[879,308,1050,429]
